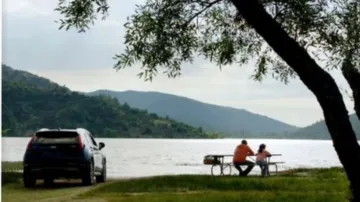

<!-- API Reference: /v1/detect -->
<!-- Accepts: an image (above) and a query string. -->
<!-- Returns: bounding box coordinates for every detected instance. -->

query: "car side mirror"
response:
[99,142,105,150]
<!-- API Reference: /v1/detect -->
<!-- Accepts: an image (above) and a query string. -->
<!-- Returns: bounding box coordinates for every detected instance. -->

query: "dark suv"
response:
[23,128,107,187]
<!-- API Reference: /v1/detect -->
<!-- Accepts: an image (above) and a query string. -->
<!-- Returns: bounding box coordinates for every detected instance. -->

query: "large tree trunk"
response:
[231,0,360,201]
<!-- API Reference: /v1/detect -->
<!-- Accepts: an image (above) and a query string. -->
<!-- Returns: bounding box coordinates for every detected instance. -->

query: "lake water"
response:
[1,137,346,178]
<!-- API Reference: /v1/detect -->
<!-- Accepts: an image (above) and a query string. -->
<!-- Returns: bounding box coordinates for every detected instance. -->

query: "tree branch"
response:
[342,0,360,121]
[184,0,223,26]
[342,62,360,121]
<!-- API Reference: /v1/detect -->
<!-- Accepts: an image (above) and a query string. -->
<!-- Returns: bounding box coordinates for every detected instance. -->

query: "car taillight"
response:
[26,136,37,150]
[78,135,84,150]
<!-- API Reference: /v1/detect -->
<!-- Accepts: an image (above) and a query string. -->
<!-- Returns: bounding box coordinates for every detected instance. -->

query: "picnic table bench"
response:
[203,154,284,176]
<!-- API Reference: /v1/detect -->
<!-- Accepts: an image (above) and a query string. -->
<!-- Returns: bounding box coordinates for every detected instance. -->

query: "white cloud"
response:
[2,0,356,128]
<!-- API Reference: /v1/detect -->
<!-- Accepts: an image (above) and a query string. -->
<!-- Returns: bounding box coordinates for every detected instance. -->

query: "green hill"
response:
[87,90,299,136]
[290,114,360,140]
[1,65,216,138]
[2,64,66,90]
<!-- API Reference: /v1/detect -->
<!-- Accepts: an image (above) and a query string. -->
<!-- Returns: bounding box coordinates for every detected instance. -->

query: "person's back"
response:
[256,149,270,162]
[256,143,271,177]
[233,144,254,163]
[232,140,255,176]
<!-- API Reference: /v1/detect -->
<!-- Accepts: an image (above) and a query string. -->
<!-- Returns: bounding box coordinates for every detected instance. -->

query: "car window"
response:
[34,131,79,144]
[83,133,92,146]
[89,134,98,146]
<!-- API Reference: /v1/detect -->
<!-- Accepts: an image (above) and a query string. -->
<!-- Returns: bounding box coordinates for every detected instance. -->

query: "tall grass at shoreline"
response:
[2,161,22,171]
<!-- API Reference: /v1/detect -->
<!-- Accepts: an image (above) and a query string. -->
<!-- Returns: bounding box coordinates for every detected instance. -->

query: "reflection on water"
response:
[2,137,345,178]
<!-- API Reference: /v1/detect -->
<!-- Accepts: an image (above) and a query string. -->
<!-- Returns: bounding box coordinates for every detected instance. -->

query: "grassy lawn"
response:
[1,162,352,202]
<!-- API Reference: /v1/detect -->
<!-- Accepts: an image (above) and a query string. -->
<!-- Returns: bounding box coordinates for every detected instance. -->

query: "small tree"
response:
[54,0,360,200]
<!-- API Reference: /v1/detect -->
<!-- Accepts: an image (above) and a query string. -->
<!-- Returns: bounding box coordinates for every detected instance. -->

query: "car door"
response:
[83,133,97,167]
[83,133,100,172]
[88,133,103,172]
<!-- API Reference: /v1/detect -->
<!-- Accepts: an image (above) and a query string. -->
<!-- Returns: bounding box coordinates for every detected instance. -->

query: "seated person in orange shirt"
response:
[232,140,255,176]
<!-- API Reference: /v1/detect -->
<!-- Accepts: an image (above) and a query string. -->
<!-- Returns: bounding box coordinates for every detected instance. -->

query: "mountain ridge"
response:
[92,89,297,125]
[4,64,359,140]
[291,114,360,139]
[107,89,288,120]
[87,89,299,135]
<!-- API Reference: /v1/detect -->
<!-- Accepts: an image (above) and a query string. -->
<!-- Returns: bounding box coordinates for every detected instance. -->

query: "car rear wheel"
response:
[23,170,36,188]
[82,162,95,186]
[96,161,106,183]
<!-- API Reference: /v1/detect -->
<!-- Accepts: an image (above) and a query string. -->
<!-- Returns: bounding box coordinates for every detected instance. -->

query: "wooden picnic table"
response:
[203,154,284,176]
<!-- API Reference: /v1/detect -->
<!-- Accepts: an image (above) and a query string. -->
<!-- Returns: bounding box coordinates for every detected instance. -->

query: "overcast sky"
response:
[2,0,355,127]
